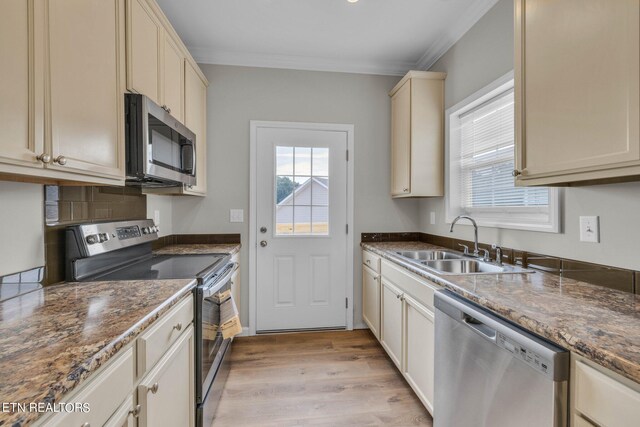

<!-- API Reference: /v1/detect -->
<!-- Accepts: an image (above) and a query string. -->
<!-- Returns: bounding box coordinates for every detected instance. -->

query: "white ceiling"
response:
[156,0,499,76]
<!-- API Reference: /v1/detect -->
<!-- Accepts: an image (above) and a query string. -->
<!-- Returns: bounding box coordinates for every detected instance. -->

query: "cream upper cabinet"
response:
[362,264,381,339]
[46,0,125,180]
[162,34,185,122]
[138,324,195,427]
[0,0,43,170]
[389,71,446,198]
[183,61,208,196]
[515,0,640,186]
[127,0,161,104]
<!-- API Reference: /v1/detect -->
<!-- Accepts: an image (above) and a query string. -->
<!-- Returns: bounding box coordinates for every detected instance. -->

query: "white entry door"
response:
[255,124,349,332]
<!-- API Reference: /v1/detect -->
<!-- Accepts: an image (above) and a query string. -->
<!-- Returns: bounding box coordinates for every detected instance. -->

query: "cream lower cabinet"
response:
[515,0,640,186]
[571,353,640,427]
[362,264,381,339]
[377,259,437,415]
[138,324,195,427]
[38,295,194,427]
[380,279,404,369]
[389,71,446,198]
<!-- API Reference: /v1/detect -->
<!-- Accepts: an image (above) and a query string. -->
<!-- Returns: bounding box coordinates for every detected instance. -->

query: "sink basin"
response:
[421,259,532,275]
[395,250,464,261]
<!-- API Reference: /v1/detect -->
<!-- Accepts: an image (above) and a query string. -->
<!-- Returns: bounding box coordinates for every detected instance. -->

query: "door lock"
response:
[260,227,267,233]
[260,240,268,247]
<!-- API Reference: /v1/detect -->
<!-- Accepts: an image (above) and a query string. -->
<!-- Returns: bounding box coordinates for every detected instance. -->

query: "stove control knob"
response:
[86,234,99,245]
[152,226,159,233]
[99,233,110,243]
[142,227,150,234]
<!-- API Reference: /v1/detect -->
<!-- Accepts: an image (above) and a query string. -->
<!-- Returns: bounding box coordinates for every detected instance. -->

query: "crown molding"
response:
[189,47,414,76]
[415,0,500,70]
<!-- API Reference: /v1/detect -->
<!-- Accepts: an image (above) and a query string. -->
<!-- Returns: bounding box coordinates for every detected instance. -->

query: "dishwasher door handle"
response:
[462,313,497,342]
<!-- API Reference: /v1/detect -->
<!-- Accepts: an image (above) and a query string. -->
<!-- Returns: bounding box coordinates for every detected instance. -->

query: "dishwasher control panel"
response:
[497,332,551,375]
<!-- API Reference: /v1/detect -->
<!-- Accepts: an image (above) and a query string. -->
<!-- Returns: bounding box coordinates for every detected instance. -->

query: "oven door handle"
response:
[202,263,238,298]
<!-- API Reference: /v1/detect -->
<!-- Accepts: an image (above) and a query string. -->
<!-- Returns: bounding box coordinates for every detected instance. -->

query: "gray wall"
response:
[171,64,421,326]
[0,182,44,276]
[419,0,640,271]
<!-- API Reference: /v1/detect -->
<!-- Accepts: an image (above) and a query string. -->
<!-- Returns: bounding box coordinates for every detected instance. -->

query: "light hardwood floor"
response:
[213,330,433,426]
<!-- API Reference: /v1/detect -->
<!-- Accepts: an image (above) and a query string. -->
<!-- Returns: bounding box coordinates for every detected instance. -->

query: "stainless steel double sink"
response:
[394,250,532,275]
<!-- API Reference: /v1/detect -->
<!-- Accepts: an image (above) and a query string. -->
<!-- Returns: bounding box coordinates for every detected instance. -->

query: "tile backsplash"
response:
[44,185,147,284]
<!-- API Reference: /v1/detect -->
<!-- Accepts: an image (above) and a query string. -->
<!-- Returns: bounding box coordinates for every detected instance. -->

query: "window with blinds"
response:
[446,75,559,232]
[459,88,548,210]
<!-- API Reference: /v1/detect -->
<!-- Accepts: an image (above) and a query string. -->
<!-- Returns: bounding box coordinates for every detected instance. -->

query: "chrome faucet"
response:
[450,215,480,258]
[492,244,503,266]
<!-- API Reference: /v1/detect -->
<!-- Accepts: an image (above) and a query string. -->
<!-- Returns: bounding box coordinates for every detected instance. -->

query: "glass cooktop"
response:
[88,254,228,281]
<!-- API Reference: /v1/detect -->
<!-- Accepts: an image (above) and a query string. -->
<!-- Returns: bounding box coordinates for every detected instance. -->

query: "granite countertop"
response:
[0,243,240,426]
[362,241,640,384]
[153,243,241,257]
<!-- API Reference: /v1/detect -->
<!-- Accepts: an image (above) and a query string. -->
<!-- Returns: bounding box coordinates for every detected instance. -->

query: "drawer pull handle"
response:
[173,322,183,331]
[149,382,159,394]
[128,404,141,418]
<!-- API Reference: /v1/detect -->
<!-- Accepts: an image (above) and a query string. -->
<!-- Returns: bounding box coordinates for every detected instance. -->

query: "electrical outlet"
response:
[430,212,436,225]
[154,210,160,225]
[230,209,244,223]
[579,216,599,243]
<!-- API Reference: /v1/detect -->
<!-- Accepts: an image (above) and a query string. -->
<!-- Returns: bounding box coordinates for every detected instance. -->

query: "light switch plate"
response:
[579,216,599,243]
[153,210,160,225]
[230,209,244,223]
[430,212,436,225]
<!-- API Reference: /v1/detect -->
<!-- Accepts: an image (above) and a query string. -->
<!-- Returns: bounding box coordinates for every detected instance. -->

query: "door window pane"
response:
[275,146,330,236]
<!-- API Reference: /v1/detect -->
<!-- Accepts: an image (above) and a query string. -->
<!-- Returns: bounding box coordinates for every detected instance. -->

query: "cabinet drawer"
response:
[137,294,193,376]
[363,250,381,273]
[104,394,136,427]
[381,259,438,309]
[574,360,640,426]
[48,348,134,427]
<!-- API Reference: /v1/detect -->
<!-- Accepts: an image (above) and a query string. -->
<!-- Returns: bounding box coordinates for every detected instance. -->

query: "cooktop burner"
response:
[86,254,228,281]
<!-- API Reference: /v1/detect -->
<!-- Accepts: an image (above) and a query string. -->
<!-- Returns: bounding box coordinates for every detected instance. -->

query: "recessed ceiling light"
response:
[347,0,359,3]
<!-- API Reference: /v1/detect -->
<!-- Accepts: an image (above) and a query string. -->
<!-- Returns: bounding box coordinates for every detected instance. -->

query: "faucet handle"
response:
[479,248,490,262]
[491,244,504,265]
[458,244,470,255]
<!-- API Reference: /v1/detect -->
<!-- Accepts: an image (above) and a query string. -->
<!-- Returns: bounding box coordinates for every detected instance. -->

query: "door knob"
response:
[260,240,268,247]
[260,227,267,233]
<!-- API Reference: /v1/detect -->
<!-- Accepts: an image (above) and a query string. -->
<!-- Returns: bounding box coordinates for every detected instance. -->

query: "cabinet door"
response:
[380,279,403,369]
[390,79,411,196]
[0,0,43,169]
[46,0,125,180]
[184,62,207,195]
[162,34,184,122]
[516,0,640,183]
[362,264,381,339]
[404,294,435,414]
[138,325,194,427]
[127,0,161,103]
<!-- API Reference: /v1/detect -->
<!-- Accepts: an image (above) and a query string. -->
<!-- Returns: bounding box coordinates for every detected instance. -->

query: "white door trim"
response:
[249,120,354,335]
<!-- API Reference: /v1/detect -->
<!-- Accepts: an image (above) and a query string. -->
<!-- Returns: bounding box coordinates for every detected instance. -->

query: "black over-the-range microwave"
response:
[125,93,196,187]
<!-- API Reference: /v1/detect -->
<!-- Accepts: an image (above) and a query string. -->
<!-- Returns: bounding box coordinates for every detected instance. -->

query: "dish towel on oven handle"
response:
[217,289,242,339]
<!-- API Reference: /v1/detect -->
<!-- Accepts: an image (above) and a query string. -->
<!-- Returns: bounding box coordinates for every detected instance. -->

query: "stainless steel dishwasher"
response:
[434,290,569,427]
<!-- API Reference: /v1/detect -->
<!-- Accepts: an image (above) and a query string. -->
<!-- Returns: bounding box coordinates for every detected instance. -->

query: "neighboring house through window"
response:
[446,71,560,232]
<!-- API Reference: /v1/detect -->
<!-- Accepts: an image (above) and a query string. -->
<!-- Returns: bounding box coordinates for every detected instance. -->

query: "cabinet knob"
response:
[403,188,409,193]
[149,382,159,394]
[512,169,522,177]
[53,155,67,166]
[396,294,401,299]
[366,259,370,264]
[36,153,52,164]
[128,404,141,418]
[173,322,183,331]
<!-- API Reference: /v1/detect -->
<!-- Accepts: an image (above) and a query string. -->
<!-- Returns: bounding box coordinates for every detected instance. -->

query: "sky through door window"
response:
[275,146,329,235]
[446,74,560,232]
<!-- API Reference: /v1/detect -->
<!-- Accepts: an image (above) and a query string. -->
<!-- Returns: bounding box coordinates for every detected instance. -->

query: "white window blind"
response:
[458,88,548,210]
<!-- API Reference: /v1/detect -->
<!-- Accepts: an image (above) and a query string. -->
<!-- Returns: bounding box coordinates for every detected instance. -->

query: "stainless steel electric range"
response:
[65,219,237,426]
